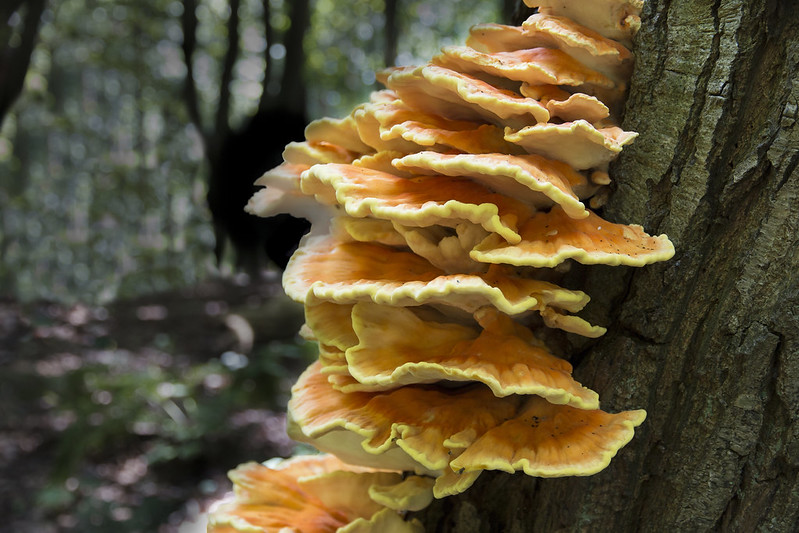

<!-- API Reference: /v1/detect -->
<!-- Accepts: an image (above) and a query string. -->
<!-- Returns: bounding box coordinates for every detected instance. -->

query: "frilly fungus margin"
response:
[208,1,671,531]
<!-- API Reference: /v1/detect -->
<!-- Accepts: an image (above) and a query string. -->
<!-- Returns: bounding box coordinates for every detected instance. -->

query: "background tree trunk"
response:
[384,0,399,67]
[182,0,311,273]
[0,0,45,130]
[416,0,799,530]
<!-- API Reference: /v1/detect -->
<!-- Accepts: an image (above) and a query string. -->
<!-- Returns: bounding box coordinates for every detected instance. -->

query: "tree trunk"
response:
[0,0,45,130]
[181,0,311,272]
[384,0,398,67]
[276,0,310,115]
[416,0,799,531]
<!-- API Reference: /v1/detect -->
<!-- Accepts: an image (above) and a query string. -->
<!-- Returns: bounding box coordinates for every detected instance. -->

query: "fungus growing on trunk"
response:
[286,361,646,498]
[207,454,424,532]
[210,0,670,529]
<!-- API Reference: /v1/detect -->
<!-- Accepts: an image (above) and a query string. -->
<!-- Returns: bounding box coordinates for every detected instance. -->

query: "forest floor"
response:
[0,275,312,533]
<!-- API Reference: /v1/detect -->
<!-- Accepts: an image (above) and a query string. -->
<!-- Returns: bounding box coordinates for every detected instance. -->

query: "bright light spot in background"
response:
[209,0,231,17]
[157,382,188,398]
[156,40,188,80]
[144,111,165,140]
[203,373,226,390]
[167,1,183,17]
[395,51,415,66]
[243,26,266,52]
[91,389,113,405]
[325,91,341,107]
[236,56,263,81]
[269,43,286,60]
[356,21,373,40]
[232,79,263,100]
[361,70,375,85]
[221,351,249,370]
[167,22,184,44]
[25,72,47,92]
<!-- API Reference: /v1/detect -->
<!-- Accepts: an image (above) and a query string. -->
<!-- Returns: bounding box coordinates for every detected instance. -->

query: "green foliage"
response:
[42,340,311,479]
[0,0,503,303]
[5,318,315,531]
[0,0,213,303]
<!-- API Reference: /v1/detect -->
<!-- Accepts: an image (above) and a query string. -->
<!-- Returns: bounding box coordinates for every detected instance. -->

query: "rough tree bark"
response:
[416,0,799,531]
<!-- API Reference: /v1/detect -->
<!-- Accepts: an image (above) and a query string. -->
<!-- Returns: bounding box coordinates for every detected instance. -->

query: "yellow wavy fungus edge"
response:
[288,362,647,498]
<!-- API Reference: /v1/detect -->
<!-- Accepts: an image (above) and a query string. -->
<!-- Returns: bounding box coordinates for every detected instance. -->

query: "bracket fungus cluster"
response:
[210,0,673,530]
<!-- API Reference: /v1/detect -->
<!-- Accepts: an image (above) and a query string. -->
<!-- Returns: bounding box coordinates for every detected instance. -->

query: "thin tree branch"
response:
[257,0,273,112]
[384,0,398,67]
[214,0,240,142]
[180,0,206,144]
[0,0,45,129]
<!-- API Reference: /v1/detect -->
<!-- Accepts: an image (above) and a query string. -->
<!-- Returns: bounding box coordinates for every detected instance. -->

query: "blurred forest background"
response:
[0,0,516,531]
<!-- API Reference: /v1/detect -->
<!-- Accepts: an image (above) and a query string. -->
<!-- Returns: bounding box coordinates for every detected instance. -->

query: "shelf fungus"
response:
[287,361,646,498]
[211,0,671,530]
[207,454,424,533]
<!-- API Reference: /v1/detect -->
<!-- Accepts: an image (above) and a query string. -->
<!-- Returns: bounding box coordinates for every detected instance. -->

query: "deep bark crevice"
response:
[775,150,798,195]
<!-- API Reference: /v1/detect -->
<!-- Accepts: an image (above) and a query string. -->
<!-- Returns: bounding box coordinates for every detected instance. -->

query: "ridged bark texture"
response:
[416,0,799,531]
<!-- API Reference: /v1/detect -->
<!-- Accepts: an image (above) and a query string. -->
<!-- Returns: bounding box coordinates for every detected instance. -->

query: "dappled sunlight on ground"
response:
[0,278,311,532]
